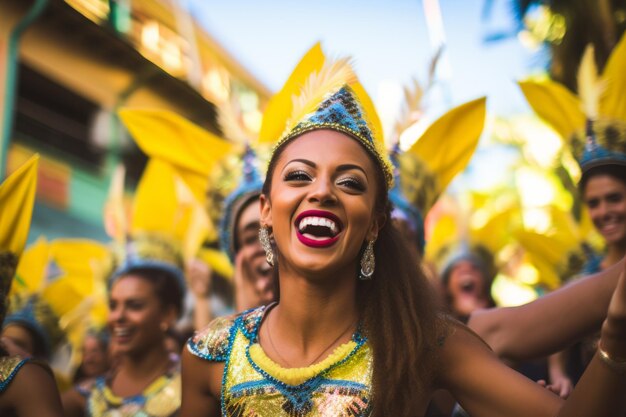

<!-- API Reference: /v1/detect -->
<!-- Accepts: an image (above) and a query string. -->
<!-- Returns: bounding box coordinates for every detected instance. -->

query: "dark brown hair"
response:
[579,164,626,194]
[262,134,444,416]
[117,267,184,317]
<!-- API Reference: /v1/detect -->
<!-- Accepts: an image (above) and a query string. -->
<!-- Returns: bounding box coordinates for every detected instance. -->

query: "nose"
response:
[108,305,125,324]
[594,200,610,219]
[308,175,337,206]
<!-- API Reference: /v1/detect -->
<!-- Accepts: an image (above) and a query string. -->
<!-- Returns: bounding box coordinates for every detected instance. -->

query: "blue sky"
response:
[188,0,541,118]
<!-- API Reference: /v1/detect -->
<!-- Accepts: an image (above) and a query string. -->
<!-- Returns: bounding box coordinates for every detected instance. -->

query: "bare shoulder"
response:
[1,360,64,417]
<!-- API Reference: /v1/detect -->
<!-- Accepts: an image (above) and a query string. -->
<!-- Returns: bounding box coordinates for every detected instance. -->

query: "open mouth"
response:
[256,263,272,276]
[459,280,476,294]
[295,210,343,248]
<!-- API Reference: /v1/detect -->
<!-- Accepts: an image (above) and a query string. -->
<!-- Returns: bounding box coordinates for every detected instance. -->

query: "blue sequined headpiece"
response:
[219,146,265,263]
[275,86,394,189]
[3,294,62,358]
[576,119,626,175]
[389,145,426,254]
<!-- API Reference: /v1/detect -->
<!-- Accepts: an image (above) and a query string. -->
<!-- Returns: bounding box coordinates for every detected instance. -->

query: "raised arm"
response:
[467,258,623,361]
[438,321,626,417]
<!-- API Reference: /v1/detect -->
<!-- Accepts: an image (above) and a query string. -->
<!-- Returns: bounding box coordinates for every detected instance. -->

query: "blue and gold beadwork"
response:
[77,362,181,417]
[274,85,394,191]
[187,306,373,416]
[0,356,28,393]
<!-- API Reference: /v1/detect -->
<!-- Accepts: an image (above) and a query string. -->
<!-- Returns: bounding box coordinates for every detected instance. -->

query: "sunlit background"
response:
[1,0,617,306]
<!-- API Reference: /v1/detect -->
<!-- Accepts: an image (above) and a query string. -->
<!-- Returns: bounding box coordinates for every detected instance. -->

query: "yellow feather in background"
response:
[408,97,486,197]
[0,155,39,256]
[518,80,585,140]
[285,58,357,137]
[258,42,326,144]
[577,44,605,120]
[11,237,49,294]
[599,33,626,121]
[118,109,234,202]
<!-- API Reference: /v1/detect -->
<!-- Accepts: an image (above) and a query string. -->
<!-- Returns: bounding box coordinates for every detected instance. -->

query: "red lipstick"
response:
[295,210,343,248]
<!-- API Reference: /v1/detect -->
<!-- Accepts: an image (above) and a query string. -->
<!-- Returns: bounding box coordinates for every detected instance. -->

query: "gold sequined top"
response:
[187,306,373,416]
[0,356,29,394]
[76,361,181,417]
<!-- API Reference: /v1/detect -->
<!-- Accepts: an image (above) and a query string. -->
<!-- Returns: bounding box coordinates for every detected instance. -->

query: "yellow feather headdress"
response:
[6,237,110,360]
[519,33,626,173]
[267,52,394,189]
[115,109,238,279]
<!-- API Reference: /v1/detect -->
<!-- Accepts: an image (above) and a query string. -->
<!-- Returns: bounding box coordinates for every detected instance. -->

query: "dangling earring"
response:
[259,225,275,266]
[359,240,375,280]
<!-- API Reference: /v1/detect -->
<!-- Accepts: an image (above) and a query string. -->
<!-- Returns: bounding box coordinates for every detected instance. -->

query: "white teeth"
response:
[114,328,131,337]
[298,216,338,234]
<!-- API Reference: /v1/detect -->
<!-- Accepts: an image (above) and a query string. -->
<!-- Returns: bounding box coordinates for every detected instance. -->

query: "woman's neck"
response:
[119,341,171,377]
[264,263,359,363]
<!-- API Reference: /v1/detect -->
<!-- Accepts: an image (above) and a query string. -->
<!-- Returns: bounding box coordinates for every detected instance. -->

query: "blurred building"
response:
[0,0,270,241]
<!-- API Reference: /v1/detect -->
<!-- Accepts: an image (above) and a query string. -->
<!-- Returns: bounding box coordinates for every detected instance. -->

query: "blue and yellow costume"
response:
[75,362,181,417]
[188,306,372,416]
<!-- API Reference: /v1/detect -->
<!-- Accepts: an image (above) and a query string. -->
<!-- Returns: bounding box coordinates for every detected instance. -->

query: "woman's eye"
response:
[284,170,312,182]
[338,177,365,191]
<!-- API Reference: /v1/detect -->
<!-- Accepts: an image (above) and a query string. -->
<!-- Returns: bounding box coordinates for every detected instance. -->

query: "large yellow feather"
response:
[518,80,585,139]
[118,108,234,179]
[132,159,178,236]
[351,81,386,148]
[258,43,326,144]
[12,237,49,294]
[286,58,357,137]
[0,155,39,256]
[408,97,486,194]
[577,45,605,120]
[599,33,626,121]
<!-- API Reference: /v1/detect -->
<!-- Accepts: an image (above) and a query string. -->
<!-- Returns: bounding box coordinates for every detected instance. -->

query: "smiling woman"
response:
[181,50,626,417]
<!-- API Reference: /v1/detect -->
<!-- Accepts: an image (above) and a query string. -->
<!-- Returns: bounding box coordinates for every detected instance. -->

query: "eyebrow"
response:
[285,159,368,178]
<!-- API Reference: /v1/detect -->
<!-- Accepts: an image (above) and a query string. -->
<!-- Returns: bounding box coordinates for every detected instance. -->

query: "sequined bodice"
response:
[187,306,373,416]
[78,362,181,417]
[0,356,28,394]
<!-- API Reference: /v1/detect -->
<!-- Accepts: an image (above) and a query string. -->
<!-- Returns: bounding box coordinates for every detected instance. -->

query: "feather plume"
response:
[287,58,357,133]
[577,44,605,119]
[103,165,127,243]
[217,97,251,144]
[392,48,442,142]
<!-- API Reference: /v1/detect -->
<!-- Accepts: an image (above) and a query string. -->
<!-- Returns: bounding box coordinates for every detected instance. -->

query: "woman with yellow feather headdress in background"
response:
[519,32,626,276]
[62,150,209,416]
[3,235,111,393]
[517,31,626,390]
[0,155,64,417]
